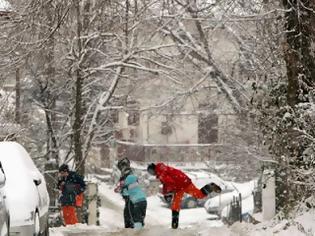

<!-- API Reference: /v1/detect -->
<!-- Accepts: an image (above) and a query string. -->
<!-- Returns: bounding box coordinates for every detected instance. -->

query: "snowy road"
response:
[49,183,315,235]
[50,183,237,236]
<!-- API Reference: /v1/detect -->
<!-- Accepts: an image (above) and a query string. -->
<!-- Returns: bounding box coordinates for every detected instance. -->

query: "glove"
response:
[164,193,173,203]
[172,210,179,229]
[114,185,121,193]
[114,180,124,193]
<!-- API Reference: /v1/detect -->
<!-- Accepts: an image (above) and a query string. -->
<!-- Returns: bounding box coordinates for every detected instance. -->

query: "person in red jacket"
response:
[147,163,222,229]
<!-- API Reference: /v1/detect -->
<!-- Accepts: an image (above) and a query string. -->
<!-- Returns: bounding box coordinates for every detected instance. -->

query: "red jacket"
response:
[155,163,191,194]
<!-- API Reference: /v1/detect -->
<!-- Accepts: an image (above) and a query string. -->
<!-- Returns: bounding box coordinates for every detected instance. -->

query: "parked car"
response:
[0,162,9,236]
[159,170,230,209]
[204,180,257,214]
[0,142,50,236]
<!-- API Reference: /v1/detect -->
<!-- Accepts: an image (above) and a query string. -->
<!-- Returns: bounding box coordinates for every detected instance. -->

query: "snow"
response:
[99,182,221,227]
[230,208,315,236]
[0,142,49,227]
[0,0,11,12]
[49,180,315,236]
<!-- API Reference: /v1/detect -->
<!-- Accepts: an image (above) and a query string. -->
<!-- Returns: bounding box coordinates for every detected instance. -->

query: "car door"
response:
[0,163,7,233]
[24,164,49,228]
[30,170,49,216]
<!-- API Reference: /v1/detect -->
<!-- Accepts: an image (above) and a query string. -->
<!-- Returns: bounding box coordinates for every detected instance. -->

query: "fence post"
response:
[239,193,242,223]
[262,169,276,220]
[87,182,98,225]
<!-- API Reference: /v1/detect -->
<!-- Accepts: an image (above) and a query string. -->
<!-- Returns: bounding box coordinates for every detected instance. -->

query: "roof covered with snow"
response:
[0,0,11,12]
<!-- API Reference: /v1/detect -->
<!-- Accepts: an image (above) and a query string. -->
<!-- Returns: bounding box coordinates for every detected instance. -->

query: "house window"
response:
[110,111,119,124]
[128,111,140,126]
[161,121,172,135]
[198,113,218,143]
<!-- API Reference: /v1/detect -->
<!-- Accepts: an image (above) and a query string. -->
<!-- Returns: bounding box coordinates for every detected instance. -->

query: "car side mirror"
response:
[30,171,42,186]
[0,172,6,187]
[34,178,42,186]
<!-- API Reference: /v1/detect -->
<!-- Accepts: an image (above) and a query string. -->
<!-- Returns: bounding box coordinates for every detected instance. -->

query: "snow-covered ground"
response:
[49,180,315,236]
[230,209,315,236]
[98,183,222,228]
[50,182,230,235]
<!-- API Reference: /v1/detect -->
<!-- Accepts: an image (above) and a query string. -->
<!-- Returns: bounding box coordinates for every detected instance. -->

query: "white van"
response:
[0,142,49,235]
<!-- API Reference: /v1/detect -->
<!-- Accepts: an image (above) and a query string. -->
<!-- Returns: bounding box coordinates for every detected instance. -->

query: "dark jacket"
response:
[58,171,86,206]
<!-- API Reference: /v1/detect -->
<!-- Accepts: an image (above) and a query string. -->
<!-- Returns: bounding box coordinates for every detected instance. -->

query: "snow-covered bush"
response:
[255,79,315,215]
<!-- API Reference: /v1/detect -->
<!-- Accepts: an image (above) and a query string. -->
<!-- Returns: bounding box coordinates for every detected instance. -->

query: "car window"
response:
[0,162,4,173]
[0,162,5,186]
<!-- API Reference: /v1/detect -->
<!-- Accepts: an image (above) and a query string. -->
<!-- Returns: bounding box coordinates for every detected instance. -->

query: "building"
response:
[103,24,260,181]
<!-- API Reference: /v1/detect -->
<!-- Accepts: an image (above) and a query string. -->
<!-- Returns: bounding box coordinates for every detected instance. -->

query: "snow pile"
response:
[50,225,234,236]
[229,208,315,236]
[49,224,116,236]
[0,0,11,12]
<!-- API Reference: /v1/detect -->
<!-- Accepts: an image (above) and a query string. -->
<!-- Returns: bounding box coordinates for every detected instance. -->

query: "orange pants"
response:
[171,183,206,212]
[62,206,78,225]
[76,193,84,207]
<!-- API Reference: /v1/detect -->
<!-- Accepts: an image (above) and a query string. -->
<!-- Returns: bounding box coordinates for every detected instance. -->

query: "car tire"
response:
[34,212,40,236]
[6,218,9,236]
[1,218,9,236]
[185,198,197,209]
[42,220,49,236]
[0,220,7,236]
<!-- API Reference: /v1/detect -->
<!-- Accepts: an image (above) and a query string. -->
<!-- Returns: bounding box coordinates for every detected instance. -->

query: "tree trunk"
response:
[43,0,59,207]
[73,77,84,175]
[73,0,84,176]
[15,68,21,124]
[278,0,315,212]
[283,0,315,106]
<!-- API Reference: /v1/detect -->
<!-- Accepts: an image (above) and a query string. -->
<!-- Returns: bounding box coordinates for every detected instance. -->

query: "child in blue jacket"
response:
[115,158,147,229]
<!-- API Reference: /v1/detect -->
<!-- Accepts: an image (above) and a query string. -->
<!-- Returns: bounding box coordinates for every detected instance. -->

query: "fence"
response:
[223,193,242,225]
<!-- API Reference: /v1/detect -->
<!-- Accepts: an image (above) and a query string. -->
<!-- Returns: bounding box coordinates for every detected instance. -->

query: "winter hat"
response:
[117,157,130,171]
[147,163,156,175]
[59,164,69,172]
[121,165,132,178]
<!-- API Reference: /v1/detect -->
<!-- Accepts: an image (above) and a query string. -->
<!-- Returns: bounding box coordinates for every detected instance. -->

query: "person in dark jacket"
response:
[115,158,147,229]
[57,164,86,225]
[147,162,222,229]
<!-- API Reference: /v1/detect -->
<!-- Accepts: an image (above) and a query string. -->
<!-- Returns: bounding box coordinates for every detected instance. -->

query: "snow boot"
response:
[201,184,212,195]
[134,222,143,229]
[171,210,179,229]
[201,183,222,195]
